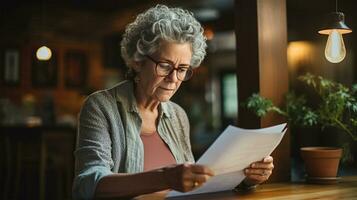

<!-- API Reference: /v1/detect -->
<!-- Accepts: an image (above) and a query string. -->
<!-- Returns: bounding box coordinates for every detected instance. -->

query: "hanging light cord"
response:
[41,0,48,42]
[335,0,338,12]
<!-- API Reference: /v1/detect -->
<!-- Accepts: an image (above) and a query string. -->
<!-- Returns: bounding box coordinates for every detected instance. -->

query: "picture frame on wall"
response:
[64,51,87,89]
[1,49,20,86]
[31,49,58,88]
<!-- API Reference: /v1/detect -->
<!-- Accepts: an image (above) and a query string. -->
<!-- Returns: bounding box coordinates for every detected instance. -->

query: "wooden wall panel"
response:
[235,0,261,129]
[235,0,290,182]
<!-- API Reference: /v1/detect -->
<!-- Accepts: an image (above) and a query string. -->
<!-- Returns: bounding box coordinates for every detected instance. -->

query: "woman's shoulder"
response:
[84,89,114,106]
[84,80,130,104]
[84,81,127,108]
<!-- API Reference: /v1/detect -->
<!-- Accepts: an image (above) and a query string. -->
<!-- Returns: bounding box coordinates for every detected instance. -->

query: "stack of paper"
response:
[167,123,287,197]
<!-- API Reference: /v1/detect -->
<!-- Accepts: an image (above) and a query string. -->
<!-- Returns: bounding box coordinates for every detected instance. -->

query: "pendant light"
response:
[36,46,52,61]
[318,0,352,63]
[36,0,52,61]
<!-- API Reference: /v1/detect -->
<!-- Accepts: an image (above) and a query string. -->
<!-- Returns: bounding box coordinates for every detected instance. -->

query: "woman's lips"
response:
[159,87,175,91]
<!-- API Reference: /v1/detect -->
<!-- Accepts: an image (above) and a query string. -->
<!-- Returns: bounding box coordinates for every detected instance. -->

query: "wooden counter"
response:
[134,176,357,200]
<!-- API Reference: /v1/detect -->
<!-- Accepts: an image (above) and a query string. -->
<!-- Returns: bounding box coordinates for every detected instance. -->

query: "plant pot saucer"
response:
[306,176,341,184]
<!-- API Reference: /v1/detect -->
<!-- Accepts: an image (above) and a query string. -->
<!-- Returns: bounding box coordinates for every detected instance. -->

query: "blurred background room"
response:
[0,0,356,199]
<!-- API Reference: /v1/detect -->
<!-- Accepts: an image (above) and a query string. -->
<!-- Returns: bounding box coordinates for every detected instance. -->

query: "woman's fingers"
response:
[187,164,214,186]
[190,164,215,176]
[192,174,211,184]
[244,168,270,185]
[245,168,272,176]
[249,156,274,170]
[246,174,268,182]
[165,163,214,192]
[250,162,274,170]
[244,156,275,185]
[183,174,210,189]
[263,156,273,163]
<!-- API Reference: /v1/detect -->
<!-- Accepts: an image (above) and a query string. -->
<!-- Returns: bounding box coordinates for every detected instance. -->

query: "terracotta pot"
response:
[300,147,342,178]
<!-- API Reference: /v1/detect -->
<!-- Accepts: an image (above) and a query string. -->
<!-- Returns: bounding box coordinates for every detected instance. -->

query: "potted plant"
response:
[243,73,357,183]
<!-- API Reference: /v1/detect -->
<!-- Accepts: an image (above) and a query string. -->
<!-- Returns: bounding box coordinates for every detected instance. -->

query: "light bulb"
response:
[36,46,52,61]
[324,29,346,63]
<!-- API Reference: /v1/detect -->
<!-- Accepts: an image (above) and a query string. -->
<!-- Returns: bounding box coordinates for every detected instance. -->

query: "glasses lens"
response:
[155,62,193,81]
[156,63,172,76]
[181,68,193,81]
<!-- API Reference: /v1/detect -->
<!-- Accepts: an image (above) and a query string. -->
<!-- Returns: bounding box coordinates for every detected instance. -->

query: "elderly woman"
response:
[72,5,274,199]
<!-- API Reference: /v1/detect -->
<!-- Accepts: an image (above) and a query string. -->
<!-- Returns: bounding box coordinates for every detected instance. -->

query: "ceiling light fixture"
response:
[318,0,352,63]
[36,0,52,61]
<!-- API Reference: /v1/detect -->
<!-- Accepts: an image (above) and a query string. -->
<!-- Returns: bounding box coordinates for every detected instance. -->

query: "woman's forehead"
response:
[154,41,192,62]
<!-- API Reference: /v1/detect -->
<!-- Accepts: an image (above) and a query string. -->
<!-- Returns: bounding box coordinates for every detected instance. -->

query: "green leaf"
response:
[241,73,357,141]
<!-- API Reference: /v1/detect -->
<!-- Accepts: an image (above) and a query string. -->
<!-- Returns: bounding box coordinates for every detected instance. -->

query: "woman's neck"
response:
[134,84,160,113]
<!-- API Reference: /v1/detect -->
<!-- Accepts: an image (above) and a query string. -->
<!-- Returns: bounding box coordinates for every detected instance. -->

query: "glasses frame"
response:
[145,55,193,81]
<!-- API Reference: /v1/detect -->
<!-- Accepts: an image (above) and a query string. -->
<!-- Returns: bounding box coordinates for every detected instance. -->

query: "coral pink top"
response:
[140,131,176,171]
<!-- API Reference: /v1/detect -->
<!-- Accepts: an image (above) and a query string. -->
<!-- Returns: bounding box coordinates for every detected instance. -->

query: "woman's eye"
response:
[159,63,172,69]
[178,68,188,73]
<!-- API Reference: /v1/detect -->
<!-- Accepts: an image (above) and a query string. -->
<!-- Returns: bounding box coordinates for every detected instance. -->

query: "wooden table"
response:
[134,176,357,200]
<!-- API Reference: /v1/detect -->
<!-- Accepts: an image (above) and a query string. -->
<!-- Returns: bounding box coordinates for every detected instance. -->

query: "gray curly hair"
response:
[120,4,207,79]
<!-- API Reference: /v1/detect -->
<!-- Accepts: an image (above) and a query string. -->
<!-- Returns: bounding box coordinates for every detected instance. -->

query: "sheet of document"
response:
[167,123,287,198]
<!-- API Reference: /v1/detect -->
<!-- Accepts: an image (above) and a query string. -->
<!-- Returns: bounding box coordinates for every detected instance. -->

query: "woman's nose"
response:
[165,69,179,82]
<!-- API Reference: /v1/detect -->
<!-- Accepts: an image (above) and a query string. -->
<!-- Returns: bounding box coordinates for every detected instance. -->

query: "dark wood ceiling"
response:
[0,0,356,43]
[0,0,234,42]
[287,0,356,41]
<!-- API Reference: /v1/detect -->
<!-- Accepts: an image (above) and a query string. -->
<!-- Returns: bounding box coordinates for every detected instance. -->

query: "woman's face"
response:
[135,40,192,102]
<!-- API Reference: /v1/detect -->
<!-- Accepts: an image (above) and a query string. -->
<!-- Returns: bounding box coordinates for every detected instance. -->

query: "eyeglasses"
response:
[145,55,193,81]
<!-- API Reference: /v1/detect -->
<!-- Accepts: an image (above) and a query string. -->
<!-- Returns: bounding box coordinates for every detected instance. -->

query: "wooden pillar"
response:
[235,0,290,182]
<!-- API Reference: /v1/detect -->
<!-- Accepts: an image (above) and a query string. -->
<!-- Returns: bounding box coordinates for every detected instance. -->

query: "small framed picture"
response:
[1,49,20,86]
[31,49,58,88]
[64,51,87,88]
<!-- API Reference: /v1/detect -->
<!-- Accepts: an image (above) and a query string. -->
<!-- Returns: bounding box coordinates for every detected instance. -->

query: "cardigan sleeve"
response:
[72,93,115,200]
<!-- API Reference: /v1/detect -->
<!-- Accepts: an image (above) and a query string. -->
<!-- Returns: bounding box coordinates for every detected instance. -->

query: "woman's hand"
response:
[243,156,274,185]
[163,163,215,192]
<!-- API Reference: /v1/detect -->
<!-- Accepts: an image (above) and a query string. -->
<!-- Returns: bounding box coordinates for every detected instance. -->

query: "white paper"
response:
[167,123,287,198]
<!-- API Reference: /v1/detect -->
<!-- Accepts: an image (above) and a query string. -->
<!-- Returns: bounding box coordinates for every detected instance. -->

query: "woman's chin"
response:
[155,91,175,102]
[158,96,171,102]
[156,94,173,102]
